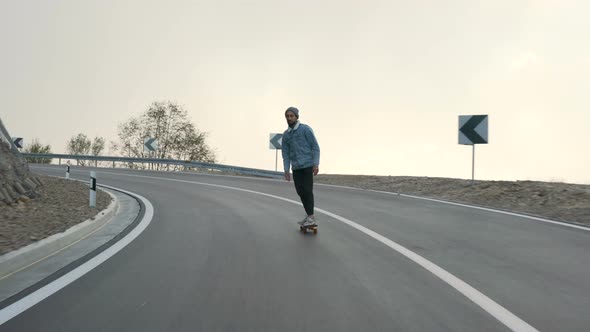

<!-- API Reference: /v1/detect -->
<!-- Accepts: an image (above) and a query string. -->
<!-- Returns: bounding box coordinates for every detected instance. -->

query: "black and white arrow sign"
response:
[144,138,158,152]
[269,133,283,150]
[12,137,23,149]
[459,115,488,145]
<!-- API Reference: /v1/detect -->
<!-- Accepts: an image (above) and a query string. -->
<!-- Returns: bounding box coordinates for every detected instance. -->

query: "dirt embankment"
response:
[315,175,590,225]
[0,175,111,255]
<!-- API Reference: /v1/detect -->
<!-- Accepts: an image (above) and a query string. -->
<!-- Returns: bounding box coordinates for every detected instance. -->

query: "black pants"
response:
[293,166,314,216]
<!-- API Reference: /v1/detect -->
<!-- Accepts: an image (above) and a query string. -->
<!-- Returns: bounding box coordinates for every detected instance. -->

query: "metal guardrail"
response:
[21,153,284,179]
[0,118,19,153]
[0,117,29,174]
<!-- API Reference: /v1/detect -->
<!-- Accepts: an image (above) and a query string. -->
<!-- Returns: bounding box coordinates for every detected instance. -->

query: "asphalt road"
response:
[2,165,589,331]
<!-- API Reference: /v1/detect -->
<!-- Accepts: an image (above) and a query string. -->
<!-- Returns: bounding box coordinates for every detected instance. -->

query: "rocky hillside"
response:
[0,139,44,205]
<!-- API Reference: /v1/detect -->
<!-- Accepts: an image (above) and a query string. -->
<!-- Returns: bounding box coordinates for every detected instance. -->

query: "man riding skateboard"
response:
[282,107,321,227]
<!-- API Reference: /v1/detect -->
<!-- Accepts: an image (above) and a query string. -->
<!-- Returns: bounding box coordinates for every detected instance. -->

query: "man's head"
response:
[285,107,299,127]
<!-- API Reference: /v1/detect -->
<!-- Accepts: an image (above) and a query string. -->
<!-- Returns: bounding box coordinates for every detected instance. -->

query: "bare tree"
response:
[67,133,91,166]
[23,139,53,164]
[91,137,105,156]
[67,134,105,166]
[117,101,216,170]
[90,137,105,167]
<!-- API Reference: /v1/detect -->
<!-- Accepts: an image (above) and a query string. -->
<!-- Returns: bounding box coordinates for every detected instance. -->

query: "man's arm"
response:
[281,133,291,181]
[304,126,320,175]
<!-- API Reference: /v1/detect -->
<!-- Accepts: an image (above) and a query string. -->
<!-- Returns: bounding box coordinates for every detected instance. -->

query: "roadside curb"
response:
[0,188,119,279]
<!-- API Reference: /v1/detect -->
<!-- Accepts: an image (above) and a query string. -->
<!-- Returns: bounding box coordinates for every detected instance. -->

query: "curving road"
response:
[1,165,589,331]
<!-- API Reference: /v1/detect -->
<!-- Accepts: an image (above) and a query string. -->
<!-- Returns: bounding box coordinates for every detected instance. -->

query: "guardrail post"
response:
[89,171,96,207]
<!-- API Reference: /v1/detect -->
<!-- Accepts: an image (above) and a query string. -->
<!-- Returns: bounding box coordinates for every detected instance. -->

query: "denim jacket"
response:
[282,121,320,172]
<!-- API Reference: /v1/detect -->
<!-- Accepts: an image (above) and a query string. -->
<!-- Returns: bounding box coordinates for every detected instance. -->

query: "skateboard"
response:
[299,224,318,234]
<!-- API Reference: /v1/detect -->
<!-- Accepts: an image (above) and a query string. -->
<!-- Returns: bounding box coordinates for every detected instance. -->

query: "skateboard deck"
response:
[299,224,318,234]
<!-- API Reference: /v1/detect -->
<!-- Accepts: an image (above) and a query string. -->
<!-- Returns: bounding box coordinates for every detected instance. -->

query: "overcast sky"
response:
[1,0,588,183]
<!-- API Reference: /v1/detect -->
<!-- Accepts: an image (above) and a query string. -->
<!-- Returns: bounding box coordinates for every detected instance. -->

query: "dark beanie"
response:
[285,107,299,118]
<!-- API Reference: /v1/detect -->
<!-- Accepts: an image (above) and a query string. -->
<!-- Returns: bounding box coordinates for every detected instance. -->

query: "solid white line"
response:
[0,191,116,281]
[30,166,590,231]
[87,171,539,332]
[316,183,368,190]
[0,186,154,326]
[313,181,589,232]
[318,209,538,332]
[367,190,590,232]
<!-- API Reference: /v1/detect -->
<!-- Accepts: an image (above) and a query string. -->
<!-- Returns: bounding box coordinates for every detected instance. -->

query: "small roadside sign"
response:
[144,138,158,152]
[459,115,488,145]
[12,137,23,149]
[269,133,282,149]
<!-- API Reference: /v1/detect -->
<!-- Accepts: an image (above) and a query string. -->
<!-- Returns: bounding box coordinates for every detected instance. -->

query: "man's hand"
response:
[284,172,291,182]
[313,166,319,176]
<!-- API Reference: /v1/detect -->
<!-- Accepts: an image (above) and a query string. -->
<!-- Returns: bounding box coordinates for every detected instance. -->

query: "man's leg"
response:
[293,168,309,224]
[300,167,314,217]
[292,168,305,199]
[293,167,314,217]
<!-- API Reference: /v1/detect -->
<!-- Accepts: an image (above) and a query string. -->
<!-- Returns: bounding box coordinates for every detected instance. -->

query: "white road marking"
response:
[87,171,540,332]
[374,190,590,232]
[315,182,589,232]
[0,186,154,326]
[32,165,588,232]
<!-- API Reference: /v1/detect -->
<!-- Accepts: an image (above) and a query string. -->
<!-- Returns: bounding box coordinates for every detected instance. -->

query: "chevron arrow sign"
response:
[459,115,488,145]
[12,137,23,149]
[144,138,158,152]
[269,133,283,150]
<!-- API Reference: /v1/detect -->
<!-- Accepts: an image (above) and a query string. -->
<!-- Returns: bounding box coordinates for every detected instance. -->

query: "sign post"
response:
[269,133,283,172]
[144,138,158,171]
[459,115,489,185]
